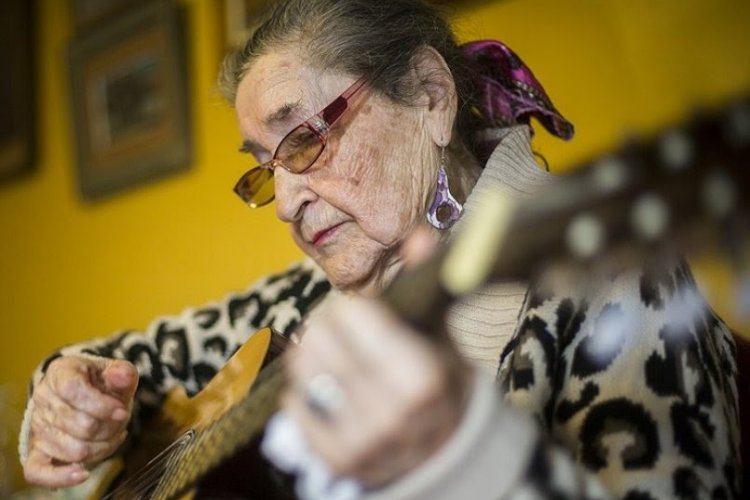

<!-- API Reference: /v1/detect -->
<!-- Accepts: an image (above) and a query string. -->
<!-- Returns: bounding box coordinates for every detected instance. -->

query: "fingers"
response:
[400,226,440,268]
[24,448,89,489]
[282,388,377,477]
[31,422,127,465]
[283,380,408,484]
[100,359,139,402]
[24,356,138,487]
[32,382,129,442]
[283,297,466,485]
[31,391,127,441]
[44,358,131,419]
[324,297,445,392]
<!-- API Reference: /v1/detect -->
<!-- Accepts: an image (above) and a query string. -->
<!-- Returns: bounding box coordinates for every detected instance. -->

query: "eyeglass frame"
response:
[233,76,369,208]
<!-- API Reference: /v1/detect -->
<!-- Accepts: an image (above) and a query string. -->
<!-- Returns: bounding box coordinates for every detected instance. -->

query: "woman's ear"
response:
[412,46,457,147]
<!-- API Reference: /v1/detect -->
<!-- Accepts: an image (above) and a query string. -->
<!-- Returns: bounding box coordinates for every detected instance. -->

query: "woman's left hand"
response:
[282,296,472,488]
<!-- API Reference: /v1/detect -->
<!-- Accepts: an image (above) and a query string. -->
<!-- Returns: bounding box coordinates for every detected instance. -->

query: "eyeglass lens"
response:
[236,126,324,207]
[236,168,275,208]
[277,126,325,173]
[236,77,366,207]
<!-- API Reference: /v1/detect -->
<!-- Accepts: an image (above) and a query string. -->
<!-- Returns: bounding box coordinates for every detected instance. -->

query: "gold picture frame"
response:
[0,0,35,183]
[69,0,191,200]
[70,0,138,31]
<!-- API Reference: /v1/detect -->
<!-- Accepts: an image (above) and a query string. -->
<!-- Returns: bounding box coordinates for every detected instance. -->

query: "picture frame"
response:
[223,0,268,49]
[0,0,36,183]
[69,0,191,200]
[70,0,138,31]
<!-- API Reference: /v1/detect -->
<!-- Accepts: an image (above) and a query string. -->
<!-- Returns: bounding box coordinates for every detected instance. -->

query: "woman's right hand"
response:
[22,356,138,488]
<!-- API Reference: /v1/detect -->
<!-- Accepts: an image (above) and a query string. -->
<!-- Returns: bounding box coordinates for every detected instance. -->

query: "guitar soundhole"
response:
[195,431,296,500]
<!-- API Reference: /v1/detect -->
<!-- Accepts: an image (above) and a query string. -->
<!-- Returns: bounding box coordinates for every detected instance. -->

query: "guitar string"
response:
[118,468,162,500]
[155,363,282,499]
[125,456,176,500]
[105,449,176,499]
[103,430,195,499]
[110,435,193,500]
[104,455,168,499]
[153,358,286,500]
[102,357,285,500]
[117,429,197,499]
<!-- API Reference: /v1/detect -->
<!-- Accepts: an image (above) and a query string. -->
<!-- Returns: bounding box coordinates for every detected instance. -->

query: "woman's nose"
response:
[274,167,317,222]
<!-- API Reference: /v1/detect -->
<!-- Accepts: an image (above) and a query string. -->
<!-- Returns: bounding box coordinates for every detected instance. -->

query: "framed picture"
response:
[70,0,138,30]
[0,0,35,182]
[223,0,268,49]
[69,0,191,200]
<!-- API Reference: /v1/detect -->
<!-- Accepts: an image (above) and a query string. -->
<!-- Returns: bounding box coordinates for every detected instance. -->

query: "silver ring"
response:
[303,373,346,420]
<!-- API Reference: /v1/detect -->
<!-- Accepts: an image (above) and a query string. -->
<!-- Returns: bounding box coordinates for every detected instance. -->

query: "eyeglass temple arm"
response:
[321,77,367,125]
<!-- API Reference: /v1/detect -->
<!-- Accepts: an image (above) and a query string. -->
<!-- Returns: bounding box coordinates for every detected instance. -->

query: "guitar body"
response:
[92,327,292,499]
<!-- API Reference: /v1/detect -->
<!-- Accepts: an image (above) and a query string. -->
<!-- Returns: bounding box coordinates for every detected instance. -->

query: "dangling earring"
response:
[426,146,463,230]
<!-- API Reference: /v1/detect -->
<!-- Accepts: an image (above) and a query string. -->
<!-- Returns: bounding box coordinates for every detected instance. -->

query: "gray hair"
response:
[217,0,484,158]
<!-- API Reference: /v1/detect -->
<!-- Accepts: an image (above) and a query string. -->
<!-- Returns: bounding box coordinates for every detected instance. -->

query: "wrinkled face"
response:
[234,49,437,293]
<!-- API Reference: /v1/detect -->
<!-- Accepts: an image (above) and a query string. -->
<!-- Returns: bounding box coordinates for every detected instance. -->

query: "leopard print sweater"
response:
[497,261,741,499]
[20,259,331,452]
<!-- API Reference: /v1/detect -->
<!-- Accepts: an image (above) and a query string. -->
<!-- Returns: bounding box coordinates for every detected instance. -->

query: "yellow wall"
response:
[1,0,748,493]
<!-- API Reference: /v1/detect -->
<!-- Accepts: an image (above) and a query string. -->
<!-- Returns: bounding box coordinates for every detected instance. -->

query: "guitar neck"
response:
[505,107,748,272]
[385,97,750,334]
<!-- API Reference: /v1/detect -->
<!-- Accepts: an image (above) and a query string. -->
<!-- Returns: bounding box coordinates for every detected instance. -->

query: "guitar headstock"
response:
[459,96,750,283]
[386,96,750,333]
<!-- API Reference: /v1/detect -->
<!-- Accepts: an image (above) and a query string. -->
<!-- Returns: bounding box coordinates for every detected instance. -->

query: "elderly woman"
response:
[21,0,741,498]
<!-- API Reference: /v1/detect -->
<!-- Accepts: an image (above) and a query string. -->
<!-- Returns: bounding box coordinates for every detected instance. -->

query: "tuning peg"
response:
[717,208,750,321]
[724,101,750,149]
[702,169,737,219]
[658,129,695,171]
[565,213,605,259]
[631,193,670,241]
[728,236,750,322]
[737,270,750,321]
[592,156,629,193]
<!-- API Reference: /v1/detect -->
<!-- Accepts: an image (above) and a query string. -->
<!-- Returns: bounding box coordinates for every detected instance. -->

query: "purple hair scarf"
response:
[462,40,574,143]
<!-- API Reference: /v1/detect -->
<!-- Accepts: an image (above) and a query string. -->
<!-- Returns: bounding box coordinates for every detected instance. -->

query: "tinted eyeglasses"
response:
[234,77,368,208]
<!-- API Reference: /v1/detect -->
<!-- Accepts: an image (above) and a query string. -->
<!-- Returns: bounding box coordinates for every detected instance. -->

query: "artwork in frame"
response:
[69,0,191,200]
[0,0,36,183]
[70,0,138,30]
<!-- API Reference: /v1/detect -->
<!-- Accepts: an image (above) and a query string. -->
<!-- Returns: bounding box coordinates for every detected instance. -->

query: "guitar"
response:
[74,96,748,499]
[58,327,289,500]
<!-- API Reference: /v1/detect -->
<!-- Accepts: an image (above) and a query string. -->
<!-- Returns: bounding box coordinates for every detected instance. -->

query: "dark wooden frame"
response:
[69,0,191,200]
[0,0,36,183]
[70,0,139,30]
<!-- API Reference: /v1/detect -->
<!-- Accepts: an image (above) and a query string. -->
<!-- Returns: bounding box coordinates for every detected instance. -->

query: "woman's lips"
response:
[312,222,345,247]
